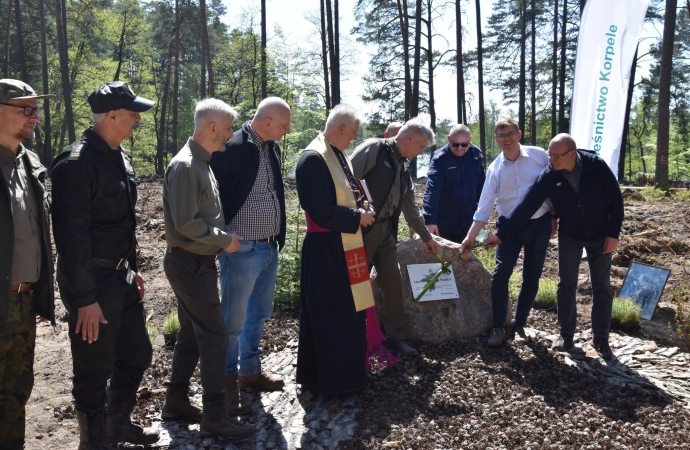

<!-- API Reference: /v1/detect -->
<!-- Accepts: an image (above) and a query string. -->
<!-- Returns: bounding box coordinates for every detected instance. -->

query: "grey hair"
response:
[194,98,238,128]
[449,123,471,137]
[91,112,108,124]
[385,121,403,135]
[397,117,435,145]
[324,103,359,132]
[254,96,290,121]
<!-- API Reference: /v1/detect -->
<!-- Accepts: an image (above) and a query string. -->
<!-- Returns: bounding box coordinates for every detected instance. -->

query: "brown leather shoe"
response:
[225,374,253,415]
[200,416,255,442]
[238,371,285,392]
[161,388,202,422]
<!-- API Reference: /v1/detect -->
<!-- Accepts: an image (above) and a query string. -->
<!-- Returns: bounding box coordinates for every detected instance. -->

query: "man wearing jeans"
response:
[484,134,623,360]
[460,117,554,347]
[210,97,289,414]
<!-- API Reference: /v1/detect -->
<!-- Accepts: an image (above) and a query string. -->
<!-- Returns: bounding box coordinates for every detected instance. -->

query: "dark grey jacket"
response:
[0,147,55,326]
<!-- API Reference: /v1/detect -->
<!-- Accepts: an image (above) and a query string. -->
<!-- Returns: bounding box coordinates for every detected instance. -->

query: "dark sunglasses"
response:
[450,141,470,148]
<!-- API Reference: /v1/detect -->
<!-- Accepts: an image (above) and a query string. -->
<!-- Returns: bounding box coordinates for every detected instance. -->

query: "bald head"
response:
[251,96,291,141]
[551,133,577,150]
[384,121,403,138]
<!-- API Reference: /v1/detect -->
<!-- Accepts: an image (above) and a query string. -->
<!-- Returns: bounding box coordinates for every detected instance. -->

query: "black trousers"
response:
[163,250,228,420]
[59,268,152,414]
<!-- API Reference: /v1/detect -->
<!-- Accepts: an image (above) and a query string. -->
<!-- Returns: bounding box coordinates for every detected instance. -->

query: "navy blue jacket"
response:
[422,143,485,234]
[496,150,624,242]
[209,123,286,251]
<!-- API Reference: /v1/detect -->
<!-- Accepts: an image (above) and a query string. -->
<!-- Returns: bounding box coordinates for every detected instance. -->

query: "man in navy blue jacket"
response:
[422,124,485,243]
[484,133,624,360]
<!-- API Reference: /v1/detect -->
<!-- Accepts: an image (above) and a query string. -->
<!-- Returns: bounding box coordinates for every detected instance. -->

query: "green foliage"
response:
[668,284,690,350]
[163,311,180,334]
[274,187,305,310]
[146,321,159,345]
[536,278,558,306]
[611,297,642,325]
[640,186,671,201]
[674,190,690,201]
[508,273,520,300]
[474,246,496,273]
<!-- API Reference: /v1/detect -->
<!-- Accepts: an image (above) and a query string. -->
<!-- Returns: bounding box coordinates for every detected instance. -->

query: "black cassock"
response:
[295,149,367,394]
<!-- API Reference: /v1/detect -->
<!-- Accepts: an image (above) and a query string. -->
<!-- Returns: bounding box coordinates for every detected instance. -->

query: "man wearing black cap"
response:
[51,81,158,449]
[0,79,56,450]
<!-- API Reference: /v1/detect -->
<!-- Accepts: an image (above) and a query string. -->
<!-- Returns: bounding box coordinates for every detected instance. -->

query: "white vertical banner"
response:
[570,0,649,176]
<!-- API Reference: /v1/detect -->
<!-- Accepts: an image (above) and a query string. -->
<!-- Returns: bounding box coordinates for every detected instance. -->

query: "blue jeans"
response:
[219,240,279,376]
[492,213,551,329]
[557,233,613,339]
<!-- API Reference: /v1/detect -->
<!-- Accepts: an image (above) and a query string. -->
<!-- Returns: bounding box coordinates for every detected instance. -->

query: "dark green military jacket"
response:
[0,147,55,327]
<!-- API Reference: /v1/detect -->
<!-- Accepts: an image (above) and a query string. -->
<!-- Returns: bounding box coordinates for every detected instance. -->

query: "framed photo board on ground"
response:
[619,261,671,320]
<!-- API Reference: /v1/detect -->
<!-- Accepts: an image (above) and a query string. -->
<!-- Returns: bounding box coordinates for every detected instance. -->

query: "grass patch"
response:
[535,278,558,307]
[669,284,690,350]
[146,322,159,345]
[673,190,690,202]
[508,273,520,300]
[640,186,671,201]
[611,297,642,324]
[474,246,496,273]
[163,311,180,334]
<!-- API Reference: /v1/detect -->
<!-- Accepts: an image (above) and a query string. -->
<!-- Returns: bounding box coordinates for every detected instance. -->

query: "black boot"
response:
[106,388,159,446]
[76,409,116,450]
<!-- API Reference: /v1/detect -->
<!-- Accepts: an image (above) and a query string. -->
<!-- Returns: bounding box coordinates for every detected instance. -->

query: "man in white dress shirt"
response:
[460,117,554,347]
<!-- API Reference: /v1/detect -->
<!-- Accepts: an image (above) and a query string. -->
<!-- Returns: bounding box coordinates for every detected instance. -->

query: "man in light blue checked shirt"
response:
[460,117,556,347]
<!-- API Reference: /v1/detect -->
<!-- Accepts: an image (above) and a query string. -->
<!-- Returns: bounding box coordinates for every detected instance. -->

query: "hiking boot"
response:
[199,416,255,442]
[238,372,285,392]
[593,338,614,360]
[77,409,117,450]
[162,387,202,422]
[387,339,418,356]
[552,334,575,351]
[226,374,253,415]
[106,388,159,446]
[487,328,505,347]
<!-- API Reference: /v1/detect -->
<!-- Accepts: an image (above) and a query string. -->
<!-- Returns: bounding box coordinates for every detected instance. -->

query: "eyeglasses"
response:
[547,148,575,160]
[450,141,470,148]
[0,102,41,117]
[495,130,519,140]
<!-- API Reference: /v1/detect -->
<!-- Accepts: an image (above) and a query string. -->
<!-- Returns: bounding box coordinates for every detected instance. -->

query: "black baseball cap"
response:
[88,81,154,113]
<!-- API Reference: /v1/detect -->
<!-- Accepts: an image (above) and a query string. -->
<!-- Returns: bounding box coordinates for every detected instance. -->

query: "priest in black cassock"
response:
[295,104,378,394]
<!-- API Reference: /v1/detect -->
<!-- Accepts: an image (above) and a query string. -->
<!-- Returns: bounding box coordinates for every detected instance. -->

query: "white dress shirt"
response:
[473,145,551,222]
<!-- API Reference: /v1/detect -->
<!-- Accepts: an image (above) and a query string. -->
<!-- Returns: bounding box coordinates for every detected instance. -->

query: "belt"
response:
[256,235,279,242]
[168,246,217,259]
[10,282,32,293]
[92,257,129,270]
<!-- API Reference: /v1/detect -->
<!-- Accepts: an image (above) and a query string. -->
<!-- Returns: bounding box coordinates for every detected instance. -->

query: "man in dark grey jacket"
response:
[484,133,624,360]
[0,79,55,450]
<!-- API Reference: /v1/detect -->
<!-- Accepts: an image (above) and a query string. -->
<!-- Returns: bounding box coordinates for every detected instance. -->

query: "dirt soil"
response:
[23,180,690,449]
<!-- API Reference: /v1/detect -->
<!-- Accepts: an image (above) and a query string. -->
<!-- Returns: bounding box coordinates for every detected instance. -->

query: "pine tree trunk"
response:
[14,0,28,82]
[519,0,527,142]
[172,0,180,155]
[426,1,436,131]
[261,0,267,99]
[475,0,486,162]
[410,0,423,178]
[325,0,338,105]
[396,0,412,121]
[655,0,677,189]
[333,0,341,105]
[113,11,128,81]
[39,0,52,167]
[558,0,567,132]
[620,47,638,180]
[4,0,12,78]
[552,0,558,137]
[55,0,75,143]
[320,0,331,110]
[156,36,174,175]
[530,0,536,145]
[200,0,207,98]
[456,0,465,124]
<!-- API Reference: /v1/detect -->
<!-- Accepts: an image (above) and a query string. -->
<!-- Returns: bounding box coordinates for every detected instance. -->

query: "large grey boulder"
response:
[372,236,509,342]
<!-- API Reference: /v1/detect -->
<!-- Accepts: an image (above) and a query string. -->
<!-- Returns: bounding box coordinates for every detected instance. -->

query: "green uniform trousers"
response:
[364,219,406,341]
[0,291,36,450]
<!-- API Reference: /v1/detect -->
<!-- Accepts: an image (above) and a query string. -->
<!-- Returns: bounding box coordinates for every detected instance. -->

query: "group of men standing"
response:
[0,76,624,450]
